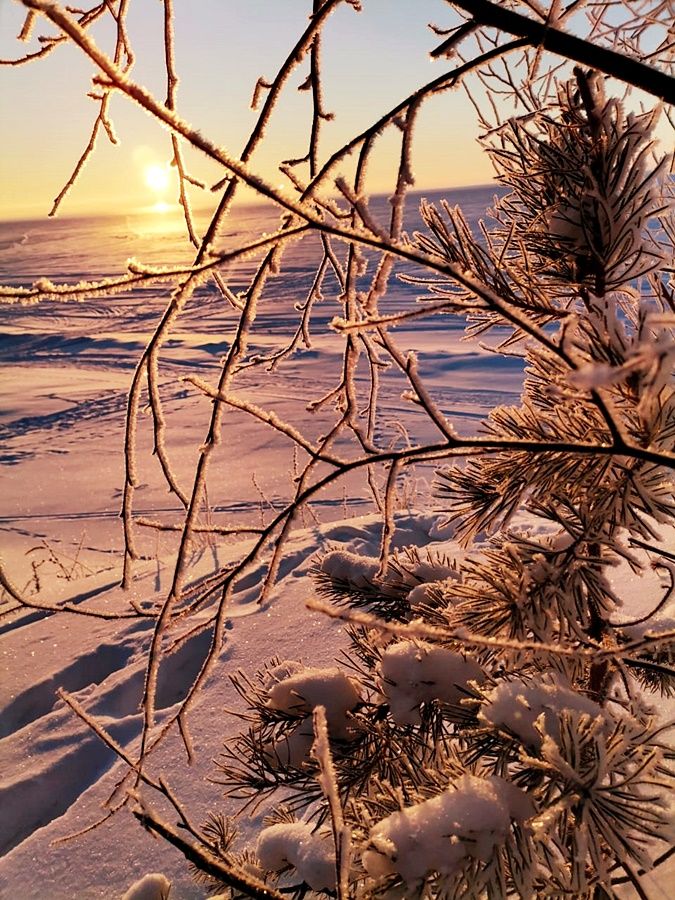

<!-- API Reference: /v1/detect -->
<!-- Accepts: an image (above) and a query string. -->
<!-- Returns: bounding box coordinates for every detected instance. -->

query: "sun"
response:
[144,163,171,194]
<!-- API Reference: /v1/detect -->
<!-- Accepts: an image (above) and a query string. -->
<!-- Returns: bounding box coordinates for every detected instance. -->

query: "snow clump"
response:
[362,774,533,885]
[263,660,362,767]
[379,640,485,725]
[393,554,458,588]
[480,674,603,747]
[320,550,379,589]
[256,822,336,891]
[406,581,444,607]
[121,873,171,900]
[321,546,459,599]
[265,660,361,738]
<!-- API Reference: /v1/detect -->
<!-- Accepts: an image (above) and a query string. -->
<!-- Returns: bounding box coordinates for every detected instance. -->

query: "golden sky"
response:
[0,1,499,221]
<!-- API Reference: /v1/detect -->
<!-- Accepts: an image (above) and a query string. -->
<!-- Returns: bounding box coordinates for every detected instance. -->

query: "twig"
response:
[443,0,675,104]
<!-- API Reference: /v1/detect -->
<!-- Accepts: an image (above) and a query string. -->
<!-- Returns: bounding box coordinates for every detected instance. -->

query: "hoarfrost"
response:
[391,552,459,590]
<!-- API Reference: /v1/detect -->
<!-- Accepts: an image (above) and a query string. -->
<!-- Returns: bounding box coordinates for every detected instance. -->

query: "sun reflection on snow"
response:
[133,202,187,235]
[152,201,172,214]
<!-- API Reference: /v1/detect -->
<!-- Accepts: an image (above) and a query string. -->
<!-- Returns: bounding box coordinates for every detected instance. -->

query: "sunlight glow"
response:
[144,163,171,195]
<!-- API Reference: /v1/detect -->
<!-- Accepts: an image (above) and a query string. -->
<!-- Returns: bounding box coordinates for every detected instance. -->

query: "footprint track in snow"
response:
[0,711,140,856]
[0,641,137,739]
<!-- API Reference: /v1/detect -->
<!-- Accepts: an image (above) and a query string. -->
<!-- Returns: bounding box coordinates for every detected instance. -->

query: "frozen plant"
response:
[2,2,674,898]
[378,640,485,726]
[256,822,336,892]
[361,774,534,888]
[206,72,675,898]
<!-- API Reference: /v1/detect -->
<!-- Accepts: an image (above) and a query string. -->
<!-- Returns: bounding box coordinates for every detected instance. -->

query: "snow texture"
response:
[320,545,459,597]
[256,822,335,891]
[320,550,380,589]
[480,674,603,747]
[362,774,533,884]
[122,873,172,900]
[406,582,439,606]
[378,640,485,725]
[265,661,361,739]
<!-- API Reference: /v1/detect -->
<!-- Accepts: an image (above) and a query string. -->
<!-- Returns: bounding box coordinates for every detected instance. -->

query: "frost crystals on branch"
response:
[209,70,675,898]
[5,1,675,897]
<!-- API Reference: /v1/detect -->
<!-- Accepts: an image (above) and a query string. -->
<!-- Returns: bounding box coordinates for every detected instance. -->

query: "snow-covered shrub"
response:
[204,73,674,898]
[4,3,674,899]
[361,774,533,888]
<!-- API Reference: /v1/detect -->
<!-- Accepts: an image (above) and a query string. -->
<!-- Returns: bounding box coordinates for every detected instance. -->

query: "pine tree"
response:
[4,4,673,898]
[204,71,675,899]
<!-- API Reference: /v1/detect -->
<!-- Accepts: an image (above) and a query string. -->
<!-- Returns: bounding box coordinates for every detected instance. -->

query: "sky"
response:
[0,0,497,221]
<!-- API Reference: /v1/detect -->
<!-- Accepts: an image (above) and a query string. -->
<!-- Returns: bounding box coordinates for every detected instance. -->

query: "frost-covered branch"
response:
[6,2,675,894]
[444,0,675,103]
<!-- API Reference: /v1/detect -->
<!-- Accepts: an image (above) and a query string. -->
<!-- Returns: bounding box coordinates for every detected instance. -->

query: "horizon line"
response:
[0,181,501,226]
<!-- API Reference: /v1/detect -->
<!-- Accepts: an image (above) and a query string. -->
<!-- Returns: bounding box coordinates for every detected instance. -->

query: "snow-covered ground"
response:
[2,190,671,898]
[0,506,450,897]
[0,188,521,898]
